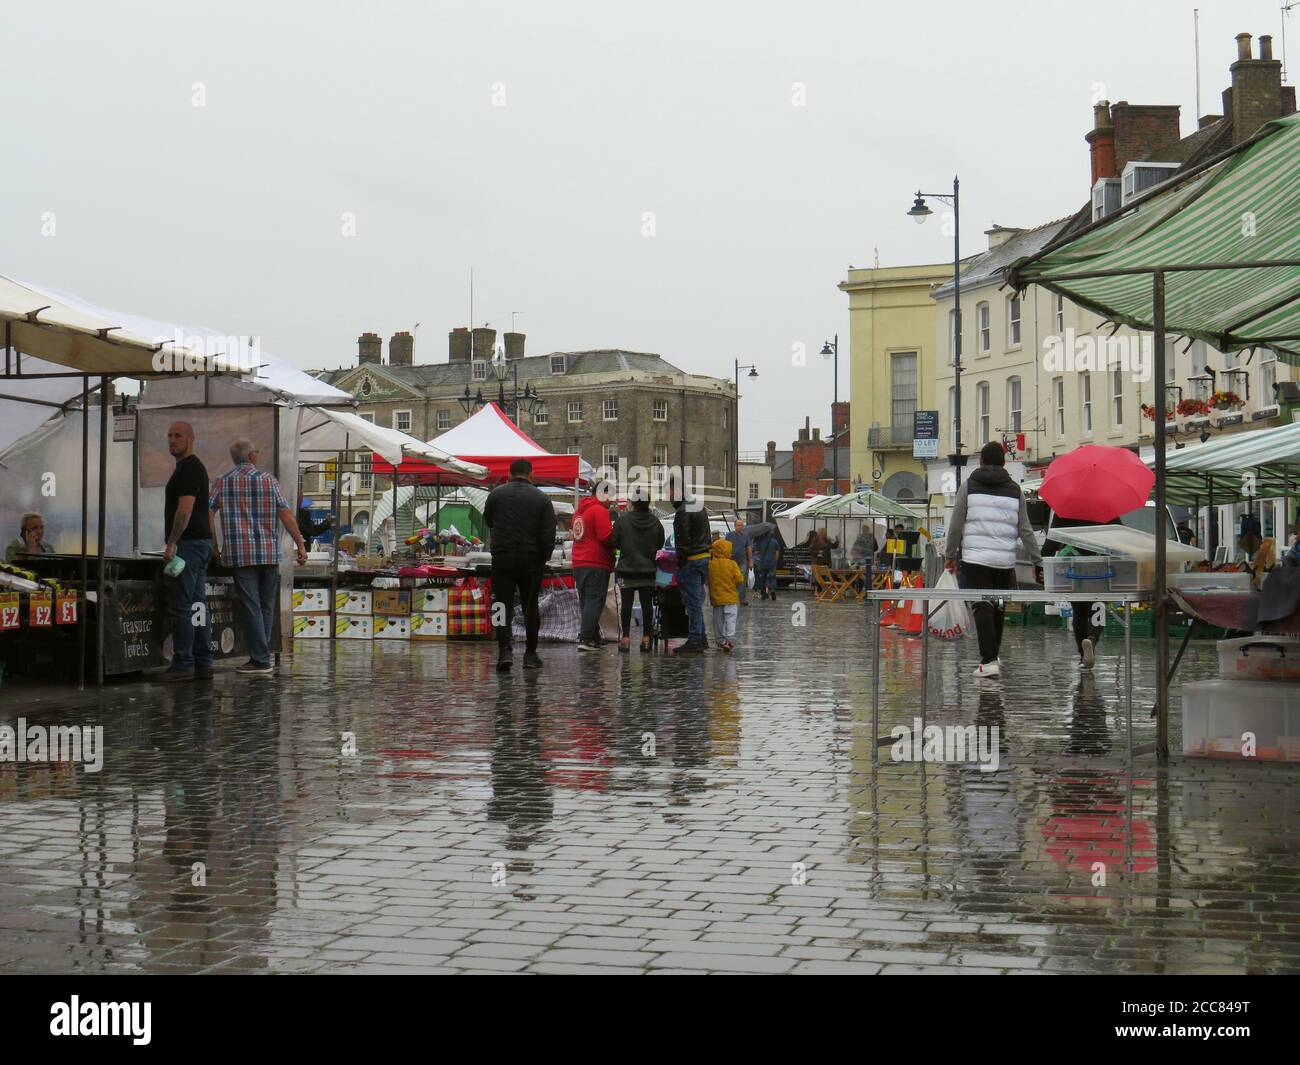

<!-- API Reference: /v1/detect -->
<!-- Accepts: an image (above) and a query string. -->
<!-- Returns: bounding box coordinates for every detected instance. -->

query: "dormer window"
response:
[550,355,566,375]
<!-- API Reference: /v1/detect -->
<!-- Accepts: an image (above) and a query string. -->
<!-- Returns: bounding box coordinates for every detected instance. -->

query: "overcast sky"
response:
[2,0,1289,451]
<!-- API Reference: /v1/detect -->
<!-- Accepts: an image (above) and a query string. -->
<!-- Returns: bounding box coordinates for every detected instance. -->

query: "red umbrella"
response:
[1039,445,1154,523]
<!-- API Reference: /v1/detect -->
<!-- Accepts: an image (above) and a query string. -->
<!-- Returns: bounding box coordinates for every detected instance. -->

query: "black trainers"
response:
[577,641,601,653]
[236,661,274,676]
[496,648,514,673]
[523,652,543,670]
[676,641,705,655]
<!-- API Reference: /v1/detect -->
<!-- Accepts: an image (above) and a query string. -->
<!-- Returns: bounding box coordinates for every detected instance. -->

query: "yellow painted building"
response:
[839,263,951,501]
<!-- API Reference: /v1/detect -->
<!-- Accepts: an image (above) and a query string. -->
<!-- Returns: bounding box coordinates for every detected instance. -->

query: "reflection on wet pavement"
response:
[1,600,1298,974]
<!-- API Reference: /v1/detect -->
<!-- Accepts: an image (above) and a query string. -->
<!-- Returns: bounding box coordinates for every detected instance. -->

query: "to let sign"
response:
[913,410,939,459]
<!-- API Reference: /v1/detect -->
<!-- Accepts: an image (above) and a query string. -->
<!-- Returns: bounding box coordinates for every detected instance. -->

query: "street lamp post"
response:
[908,176,965,487]
[458,350,540,422]
[820,335,839,494]
[734,359,759,510]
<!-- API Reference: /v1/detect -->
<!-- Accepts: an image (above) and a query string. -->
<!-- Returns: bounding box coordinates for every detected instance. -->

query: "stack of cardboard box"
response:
[411,588,448,642]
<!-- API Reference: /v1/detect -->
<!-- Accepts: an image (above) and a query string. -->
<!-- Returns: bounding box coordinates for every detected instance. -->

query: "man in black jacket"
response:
[484,459,557,672]
[670,476,711,653]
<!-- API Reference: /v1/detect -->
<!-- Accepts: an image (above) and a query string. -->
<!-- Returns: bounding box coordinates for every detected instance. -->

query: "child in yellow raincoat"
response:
[708,538,745,652]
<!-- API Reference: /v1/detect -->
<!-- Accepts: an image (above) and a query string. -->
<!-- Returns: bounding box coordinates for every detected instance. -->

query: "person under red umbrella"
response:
[1039,445,1155,670]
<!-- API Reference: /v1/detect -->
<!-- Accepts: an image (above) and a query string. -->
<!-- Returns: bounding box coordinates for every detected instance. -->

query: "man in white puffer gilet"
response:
[943,441,1042,678]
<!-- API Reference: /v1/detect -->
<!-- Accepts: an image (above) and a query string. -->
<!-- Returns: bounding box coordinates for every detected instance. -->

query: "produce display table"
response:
[865,588,1153,766]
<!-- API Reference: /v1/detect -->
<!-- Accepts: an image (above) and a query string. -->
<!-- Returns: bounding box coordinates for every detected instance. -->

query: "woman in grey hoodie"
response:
[610,489,666,651]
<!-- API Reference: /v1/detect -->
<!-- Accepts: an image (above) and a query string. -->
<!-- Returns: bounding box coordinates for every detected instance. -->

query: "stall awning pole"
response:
[79,374,88,692]
[96,376,110,687]
[1153,271,1170,763]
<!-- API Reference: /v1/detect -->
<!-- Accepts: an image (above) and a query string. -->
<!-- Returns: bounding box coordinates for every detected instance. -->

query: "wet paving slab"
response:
[1,596,1298,974]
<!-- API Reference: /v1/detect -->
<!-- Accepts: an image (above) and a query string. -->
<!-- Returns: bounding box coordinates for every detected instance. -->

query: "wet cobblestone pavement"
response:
[2,596,1298,975]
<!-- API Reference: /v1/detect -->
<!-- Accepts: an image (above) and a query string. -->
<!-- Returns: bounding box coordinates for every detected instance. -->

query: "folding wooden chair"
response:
[812,564,836,602]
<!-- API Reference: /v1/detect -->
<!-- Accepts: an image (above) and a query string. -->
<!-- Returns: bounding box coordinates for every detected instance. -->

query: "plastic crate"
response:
[1217,637,1300,682]
[1043,554,1141,593]
[1182,678,1300,761]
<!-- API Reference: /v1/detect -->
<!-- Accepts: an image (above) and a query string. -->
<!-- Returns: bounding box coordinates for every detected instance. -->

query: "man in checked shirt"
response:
[209,437,308,675]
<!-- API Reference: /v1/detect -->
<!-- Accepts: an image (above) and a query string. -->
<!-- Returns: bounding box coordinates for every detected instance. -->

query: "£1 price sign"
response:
[0,593,18,631]
[29,591,53,627]
[56,591,78,625]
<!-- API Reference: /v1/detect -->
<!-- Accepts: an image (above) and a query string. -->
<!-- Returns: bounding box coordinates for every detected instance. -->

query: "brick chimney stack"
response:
[358,332,382,365]
[1223,31,1290,144]
[1086,100,1117,184]
[471,327,497,362]
[504,332,525,360]
[1110,101,1181,172]
[766,440,776,466]
[389,331,414,367]
[448,327,471,364]
[832,401,850,436]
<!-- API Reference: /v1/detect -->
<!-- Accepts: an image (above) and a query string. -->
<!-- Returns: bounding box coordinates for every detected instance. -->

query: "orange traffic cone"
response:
[902,593,925,635]
[879,599,898,626]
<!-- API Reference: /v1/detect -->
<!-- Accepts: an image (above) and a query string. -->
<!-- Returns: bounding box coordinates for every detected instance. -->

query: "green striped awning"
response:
[1160,419,1300,505]
[1007,112,1300,363]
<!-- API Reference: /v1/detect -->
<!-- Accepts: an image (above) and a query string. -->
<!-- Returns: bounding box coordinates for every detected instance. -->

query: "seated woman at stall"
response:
[5,512,54,562]
[849,525,878,569]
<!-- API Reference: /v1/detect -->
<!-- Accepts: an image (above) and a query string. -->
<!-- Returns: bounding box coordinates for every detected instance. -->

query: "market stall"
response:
[1007,109,1300,760]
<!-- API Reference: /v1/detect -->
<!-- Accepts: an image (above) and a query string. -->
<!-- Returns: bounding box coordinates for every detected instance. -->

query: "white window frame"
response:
[748,482,760,501]
[977,302,990,354]
[550,355,566,375]
[601,444,618,468]
[948,386,957,449]
[977,382,990,443]
[566,446,582,455]
[393,409,412,434]
[602,399,619,422]
[1007,376,1021,432]
[948,310,958,364]
[1081,374,1093,435]
[1111,367,1123,429]
[567,400,583,424]
[533,403,549,426]
[653,443,668,467]
[472,360,488,381]
[1054,378,1065,439]
[652,398,668,421]
[1055,293,1065,334]
[1007,295,1021,348]
[436,409,451,431]
[1260,349,1278,405]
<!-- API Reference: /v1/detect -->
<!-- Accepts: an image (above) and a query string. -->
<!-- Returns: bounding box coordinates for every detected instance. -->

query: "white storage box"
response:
[1217,637,1300,682]
[1043,554,1140,593]
[336,590,372,616]
[373,615,411,641]
[410,611,447,641]
[414,587,449,613]
[293,614,331,640]
[1168,571,1251,593]
[292,588,330,613]
[335,615,372,640]
[1182,678,1300,761]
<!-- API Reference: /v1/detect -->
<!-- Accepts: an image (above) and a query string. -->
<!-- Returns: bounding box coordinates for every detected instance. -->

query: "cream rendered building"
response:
[840,262,952,501]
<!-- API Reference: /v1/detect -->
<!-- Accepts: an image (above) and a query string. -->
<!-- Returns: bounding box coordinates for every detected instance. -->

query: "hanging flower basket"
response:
[1211,389,1244,411]
[1141,403,1173,422]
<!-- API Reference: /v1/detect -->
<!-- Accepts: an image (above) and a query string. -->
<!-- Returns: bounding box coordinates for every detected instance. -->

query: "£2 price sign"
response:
[29,592,53,627]
[56,591,78,624]
[0,593,18,631]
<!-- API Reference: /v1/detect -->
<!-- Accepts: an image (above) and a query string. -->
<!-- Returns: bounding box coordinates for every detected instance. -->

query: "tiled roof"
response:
[933,218,1073,299]
[316,350,690,391]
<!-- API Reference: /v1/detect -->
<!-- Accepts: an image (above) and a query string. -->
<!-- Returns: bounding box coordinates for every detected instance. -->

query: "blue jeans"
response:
[754,566,776,595]
[677,556,710,643]
[233,565,279,666]
[169,538,213,671]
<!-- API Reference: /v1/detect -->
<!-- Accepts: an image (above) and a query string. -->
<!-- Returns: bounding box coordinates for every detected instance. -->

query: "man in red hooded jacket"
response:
[572,481,615,651]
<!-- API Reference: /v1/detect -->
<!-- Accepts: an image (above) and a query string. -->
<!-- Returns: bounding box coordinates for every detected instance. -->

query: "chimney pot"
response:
[1236,32,1252,62]
[471,327,497,363]
[448,327,471,364]
[389,331,414,367]
[1260,35,1274,61]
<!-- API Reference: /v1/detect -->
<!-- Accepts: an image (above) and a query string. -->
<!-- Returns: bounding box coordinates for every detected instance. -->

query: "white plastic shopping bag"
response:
[927,568,972,639]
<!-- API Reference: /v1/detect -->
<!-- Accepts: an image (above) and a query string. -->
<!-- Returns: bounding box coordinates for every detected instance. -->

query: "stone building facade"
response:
[310,328,738,508]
